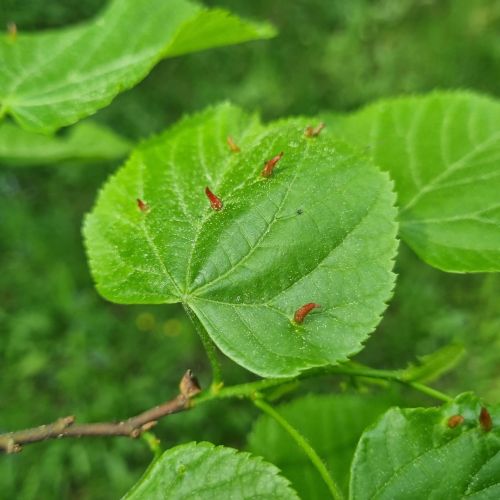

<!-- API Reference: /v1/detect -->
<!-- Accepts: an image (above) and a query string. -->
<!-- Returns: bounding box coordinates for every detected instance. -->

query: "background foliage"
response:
[1,0,499,498]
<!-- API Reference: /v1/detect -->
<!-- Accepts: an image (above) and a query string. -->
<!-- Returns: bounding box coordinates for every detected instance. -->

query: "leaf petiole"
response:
[183,304,223,392]
[141,431,162,460]
[193,361,453,406]
[254,397,344,500]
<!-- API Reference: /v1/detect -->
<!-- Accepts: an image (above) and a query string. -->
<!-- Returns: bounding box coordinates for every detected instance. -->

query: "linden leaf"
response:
[84,103,398,377]
[0,0,275,133]
[328,92,500,272]
[350,393,500,499]
[124,442,299,499]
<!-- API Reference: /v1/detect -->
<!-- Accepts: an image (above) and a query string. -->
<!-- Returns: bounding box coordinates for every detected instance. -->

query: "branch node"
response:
[6,439,21,454]
[141,421,157,432]
[57,416,76,430]
[0,370,202,453]
[179,369,202,399]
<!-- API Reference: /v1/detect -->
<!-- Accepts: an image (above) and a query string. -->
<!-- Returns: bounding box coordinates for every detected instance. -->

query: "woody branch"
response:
[0,370,200,454]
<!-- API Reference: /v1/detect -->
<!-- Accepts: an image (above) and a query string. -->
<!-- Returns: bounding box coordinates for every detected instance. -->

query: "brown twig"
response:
[0,370,201,454]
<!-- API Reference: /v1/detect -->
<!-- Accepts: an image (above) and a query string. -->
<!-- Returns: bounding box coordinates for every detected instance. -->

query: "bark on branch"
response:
[0,370,201,454]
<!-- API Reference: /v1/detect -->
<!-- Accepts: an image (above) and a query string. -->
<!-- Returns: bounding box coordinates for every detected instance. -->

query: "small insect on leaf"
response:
[479,407,492,432]
[227,135,241,153]
[294,303,321,324]
[304,122,325,138]
[136,198,150,212]
[205,187,223,211]
[261,151,284,178]
[447,415,464,428]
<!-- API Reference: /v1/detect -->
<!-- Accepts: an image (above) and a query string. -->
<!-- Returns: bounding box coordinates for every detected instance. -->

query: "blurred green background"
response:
[1,0,499,498]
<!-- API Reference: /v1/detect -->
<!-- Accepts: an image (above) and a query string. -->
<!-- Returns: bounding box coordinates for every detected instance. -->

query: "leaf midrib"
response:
[191,302,311,368]
[3,30,86,97]
[399,132,500,214]
[138,157,183,297]
[190,143,310,295]
[1,0,203,112]
[367,427,490,499]
[182,126,282,290]
[188,186,384,307]
[11,50,158,105]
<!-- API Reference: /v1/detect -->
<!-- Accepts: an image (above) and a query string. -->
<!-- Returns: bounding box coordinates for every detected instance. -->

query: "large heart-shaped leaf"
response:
[350,393,500,499]
[0,0,275,133]
[124,441,299,499]
[248,393,396,499]
[327,92,500,273]
[0,120,130,166]
[84,103,398,377]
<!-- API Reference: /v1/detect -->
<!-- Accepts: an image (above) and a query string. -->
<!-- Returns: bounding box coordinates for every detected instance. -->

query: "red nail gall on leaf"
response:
[261,151,284,178]
[205,187,223,211]
[294,303,321,324]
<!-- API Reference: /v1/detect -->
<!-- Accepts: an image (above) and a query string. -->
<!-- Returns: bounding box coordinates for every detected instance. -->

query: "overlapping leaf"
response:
[84,103,398,377]
[328,92,500,272]
[0,0,275,132]
[248,393,395,498]
[0,120,130,166]
[124,442,298,499]
[350,393,500,499]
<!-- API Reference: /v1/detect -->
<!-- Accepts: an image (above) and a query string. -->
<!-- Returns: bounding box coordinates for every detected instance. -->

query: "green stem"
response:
[183,304,223,391]
[193,362,452,406]
[194,376,291,405]
[0,104,7,122]
[141,431,162,459]
[254,398,344,500]
[406,381,453,403]
[326,364,453,403]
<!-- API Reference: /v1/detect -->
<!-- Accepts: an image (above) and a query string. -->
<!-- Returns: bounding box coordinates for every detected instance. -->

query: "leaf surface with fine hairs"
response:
[327,92,500,272]
[124,442,299,499]
[84,103,398,377]
[0,0,275,132]
[350,393,500,499]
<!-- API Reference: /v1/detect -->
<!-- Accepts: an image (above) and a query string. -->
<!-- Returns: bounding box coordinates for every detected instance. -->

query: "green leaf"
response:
[401,343,466,383]
[0,0,276,133]
[247,393,396,499]
[328,92,500,273]
[124,441,299,499]
[350,393,500,499]
[0,120,131,166]
[84,103,398,377]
